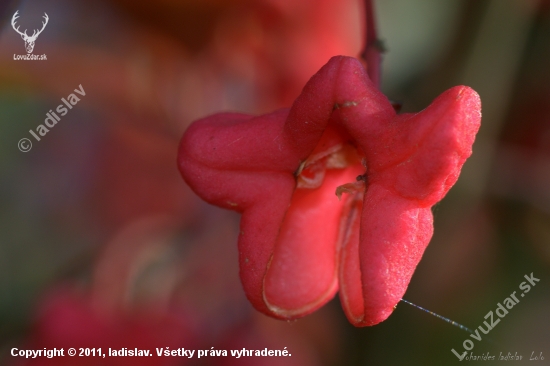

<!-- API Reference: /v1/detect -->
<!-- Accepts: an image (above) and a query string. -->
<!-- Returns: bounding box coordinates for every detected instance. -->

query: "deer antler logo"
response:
[11,11,49,54]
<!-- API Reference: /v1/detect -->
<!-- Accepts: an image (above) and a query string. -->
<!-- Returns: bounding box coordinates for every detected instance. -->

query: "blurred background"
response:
[0,0,549,364]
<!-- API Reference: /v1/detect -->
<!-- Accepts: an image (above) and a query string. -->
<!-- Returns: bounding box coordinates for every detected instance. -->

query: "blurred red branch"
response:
[361,0,382,89]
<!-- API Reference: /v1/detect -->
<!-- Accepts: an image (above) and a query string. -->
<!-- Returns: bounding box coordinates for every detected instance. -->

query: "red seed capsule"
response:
[178,56,481,326]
